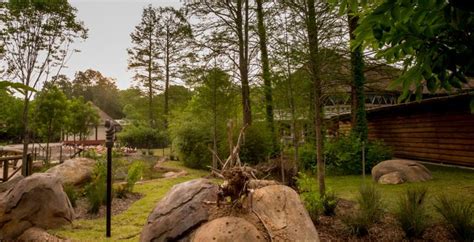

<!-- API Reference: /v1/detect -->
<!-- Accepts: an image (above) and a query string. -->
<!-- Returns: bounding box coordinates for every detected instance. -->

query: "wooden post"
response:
[3,160,8,182]
[59,145,63,163]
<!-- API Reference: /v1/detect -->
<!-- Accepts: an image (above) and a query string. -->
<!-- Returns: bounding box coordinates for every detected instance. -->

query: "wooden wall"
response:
[365,95,474,167]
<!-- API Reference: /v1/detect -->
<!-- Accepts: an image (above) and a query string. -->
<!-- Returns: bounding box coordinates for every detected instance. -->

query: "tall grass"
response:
[343,184,384,236]
[435,195,474,241]
[395,187,429,238]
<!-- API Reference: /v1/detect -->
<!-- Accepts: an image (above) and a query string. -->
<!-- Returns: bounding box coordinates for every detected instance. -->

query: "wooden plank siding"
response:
[333,94,474,167]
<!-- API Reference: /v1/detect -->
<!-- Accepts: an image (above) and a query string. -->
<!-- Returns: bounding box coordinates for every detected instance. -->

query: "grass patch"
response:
[322,164,474,217]
[49,161,209,241]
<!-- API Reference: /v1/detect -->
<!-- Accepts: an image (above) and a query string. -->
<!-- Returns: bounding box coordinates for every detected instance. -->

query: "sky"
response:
[65,0,183,89]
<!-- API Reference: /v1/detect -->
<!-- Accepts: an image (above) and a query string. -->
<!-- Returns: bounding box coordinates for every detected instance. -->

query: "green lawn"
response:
[49,161,208,241]
[324,164,474,217]
[50,162,474,241]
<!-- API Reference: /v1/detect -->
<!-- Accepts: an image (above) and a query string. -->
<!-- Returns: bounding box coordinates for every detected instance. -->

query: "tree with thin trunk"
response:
[255,0,276,152]
[0,0,87,173]
[32,86,68,164]
[155,7,192,128]
[128,5,161,127]
[185,0,253,126]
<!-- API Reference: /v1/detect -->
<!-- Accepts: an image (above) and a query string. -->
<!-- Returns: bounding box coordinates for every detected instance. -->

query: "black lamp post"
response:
[105,120,121,238]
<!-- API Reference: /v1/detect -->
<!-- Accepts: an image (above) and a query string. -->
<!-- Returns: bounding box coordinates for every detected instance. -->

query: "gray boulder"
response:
[46,157,96,185]
[140,179,219,242]
[0,173,23,194]
[0,173,74,239]
[372,159,432,184]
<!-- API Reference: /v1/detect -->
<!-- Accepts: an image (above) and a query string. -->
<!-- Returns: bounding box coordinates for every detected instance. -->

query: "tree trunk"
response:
[212,70,218,169]
[306,0,325,196]
[148,31,154,128]
[237,0,252,126]
[256,0,275,151]
[348,12,368,141]
[21,92,30,176]
[164,25,170,129]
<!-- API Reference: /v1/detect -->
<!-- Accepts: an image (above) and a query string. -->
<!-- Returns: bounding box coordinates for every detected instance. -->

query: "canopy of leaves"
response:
[354,0,474,100]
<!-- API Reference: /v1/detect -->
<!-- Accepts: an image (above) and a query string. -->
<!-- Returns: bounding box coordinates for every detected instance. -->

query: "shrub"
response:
[239,123,272,165]
[295,173,338,222]
[297,143,317,171]
[126,161,144,192]
[119,124,168,150]
[325,134,392,175]
[435,195,474,241]
[83,149,100,159]
[321,191,338,216]
[395,187,430,238]
[63,184,78,208]
[343,185,384,236]
[84,160,107,213]
[172,120,212,169]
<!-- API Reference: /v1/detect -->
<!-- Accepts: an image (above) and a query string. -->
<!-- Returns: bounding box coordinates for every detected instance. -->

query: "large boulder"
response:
[0,173,74,239]
[251,185,320,242]
[372,159,432,184]
[140,179,219,242]
[0,173,23,194]
[46,157,96,185]
[192,217,265,242]
[17,227,65,241]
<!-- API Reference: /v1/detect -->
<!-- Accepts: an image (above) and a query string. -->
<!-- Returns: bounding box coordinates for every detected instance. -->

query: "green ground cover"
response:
[50,162,474,241]
[50,161,208,241]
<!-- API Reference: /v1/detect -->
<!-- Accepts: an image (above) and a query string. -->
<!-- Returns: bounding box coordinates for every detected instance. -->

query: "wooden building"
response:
[331,94,474,167]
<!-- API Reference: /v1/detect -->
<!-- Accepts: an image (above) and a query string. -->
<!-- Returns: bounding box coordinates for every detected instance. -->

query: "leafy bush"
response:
[343,185,384,236]
[325,134,392,175]
[296,173,321,222]
[321,191,338,216]
[171,120,212,169]
[435,195,474,241]
[84,160,107,213]
[296,173,338,221]
[239,123,272,165]
[298,143,317,171]
[119,124,168,150]
[126,161,144,192]
[83,149,101,160]
[395,187,430,238]
[63,184,78,208]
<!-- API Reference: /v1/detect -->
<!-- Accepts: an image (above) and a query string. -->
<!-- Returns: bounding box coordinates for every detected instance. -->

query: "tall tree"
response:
[306,0,326,196]
[255,0,276,152]
[0,0,87,171]
[185,0,253,126]
[67,97,99,143]
[71,69,123,119]
[346,3,368,141]
[32,86,68,163]
[155,7,192,128]
[128,5,161,127]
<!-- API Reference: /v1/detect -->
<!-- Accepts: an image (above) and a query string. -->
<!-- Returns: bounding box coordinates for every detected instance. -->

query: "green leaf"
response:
[426,76,437,92]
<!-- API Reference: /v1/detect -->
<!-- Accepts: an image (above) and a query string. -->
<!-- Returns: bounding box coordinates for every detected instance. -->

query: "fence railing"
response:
[0,148,32,182]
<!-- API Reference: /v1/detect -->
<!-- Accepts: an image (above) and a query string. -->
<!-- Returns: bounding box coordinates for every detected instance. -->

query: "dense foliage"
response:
[325,135,392,175]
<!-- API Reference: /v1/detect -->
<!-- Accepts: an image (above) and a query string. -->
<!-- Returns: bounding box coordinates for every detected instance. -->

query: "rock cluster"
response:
[140,179,320,242]
[372,159,432,185]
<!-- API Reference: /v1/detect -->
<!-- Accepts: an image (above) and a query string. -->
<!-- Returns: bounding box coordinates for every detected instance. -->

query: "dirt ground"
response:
[73,192,143,220]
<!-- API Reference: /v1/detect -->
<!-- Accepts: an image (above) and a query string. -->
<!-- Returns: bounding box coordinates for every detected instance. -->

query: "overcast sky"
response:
[65,0,183,89]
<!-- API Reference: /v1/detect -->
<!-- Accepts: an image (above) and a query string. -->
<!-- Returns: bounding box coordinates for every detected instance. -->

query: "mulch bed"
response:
[73,192,143,220]
[316,198,455,241]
